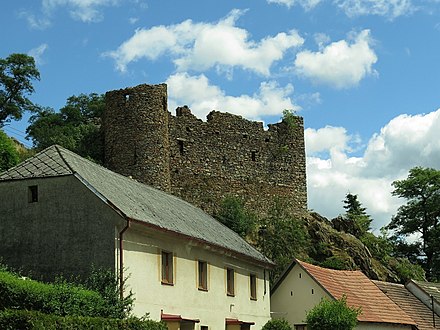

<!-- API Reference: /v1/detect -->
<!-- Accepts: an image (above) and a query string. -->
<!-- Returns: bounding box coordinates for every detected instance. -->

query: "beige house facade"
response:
[0,145,273,330]
[271,259,417,330]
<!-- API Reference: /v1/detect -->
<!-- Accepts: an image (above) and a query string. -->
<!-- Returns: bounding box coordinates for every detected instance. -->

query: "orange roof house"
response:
[271,259,417,330]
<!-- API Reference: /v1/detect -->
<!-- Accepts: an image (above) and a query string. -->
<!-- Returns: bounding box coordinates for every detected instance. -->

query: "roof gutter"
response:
[119,218,130,300]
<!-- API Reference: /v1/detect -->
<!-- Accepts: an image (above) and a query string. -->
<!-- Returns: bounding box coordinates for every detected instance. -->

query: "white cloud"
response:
[166,72,298,121]
[294,29,377,89]
[28,44,49,65]
[335,0,414,19]
[42,0,119,22]
[306,109,440,230]
[267,0,322,10]
[105,9,304,75]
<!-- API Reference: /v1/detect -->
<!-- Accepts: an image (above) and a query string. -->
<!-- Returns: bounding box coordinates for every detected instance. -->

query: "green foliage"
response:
[0,129,19,172]
[80,267,134,319]
[262,318,292,330]
[342,193,372,237]
[0,54,40,126]
[216,196,256,238]
[387,257,425,282]
[306,295,360,330]
[282,109,298,131]
[0,309,167,330]
[360,231,393,262]
[258,199,309,284]
[0,269,116,318]
[387,167,440,280]
[26,93,104,163]
[321,255,352,270]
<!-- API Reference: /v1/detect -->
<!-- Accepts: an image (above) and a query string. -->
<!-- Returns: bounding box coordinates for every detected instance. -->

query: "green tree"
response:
[306,295,360,330]
[0,54,40,126]
[0,129,19,172]
[387,167,440,280]
[343,193,372,237]
[215,196,256,238]
[258,199,309,284]
[26,93,104,163]
[262,318,292,330]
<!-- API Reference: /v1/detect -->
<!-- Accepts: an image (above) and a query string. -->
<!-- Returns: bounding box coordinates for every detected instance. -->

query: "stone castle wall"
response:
[104,84,307,216]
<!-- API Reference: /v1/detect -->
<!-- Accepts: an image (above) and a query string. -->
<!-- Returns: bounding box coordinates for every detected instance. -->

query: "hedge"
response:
[0,270,110,317]
[0,309,168,330]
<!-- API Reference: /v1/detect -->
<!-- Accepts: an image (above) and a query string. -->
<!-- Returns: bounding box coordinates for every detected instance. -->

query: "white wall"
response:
[117,223,271,329]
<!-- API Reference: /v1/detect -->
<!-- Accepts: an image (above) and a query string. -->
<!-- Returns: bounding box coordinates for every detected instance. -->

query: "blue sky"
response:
[2,0,440,231]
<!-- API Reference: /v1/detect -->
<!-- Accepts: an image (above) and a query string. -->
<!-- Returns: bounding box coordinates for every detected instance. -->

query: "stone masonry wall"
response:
[104,84,307,217]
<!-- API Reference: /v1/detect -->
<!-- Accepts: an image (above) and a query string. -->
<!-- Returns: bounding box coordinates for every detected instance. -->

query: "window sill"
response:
[250,297,257,301]
[227,293,235,297]
[198,287,208,292]
[161,281,174,286]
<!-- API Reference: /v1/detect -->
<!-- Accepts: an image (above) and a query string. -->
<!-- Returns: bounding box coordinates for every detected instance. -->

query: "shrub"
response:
[0,309,167,330]
[0,269,108,317]
[262,318,292,330]
[306,295,360,330]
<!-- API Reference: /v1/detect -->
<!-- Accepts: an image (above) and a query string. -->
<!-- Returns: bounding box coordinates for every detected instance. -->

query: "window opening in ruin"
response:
[243,133,248,138]
[265,138,270,142]
[28,185,38,203]
[125,94,130,102]
[162,96,167,112]
[178,140,184,155]
[251,151,256,161]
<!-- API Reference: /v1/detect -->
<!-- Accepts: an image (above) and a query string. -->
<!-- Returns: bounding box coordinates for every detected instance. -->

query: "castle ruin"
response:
[103,84,307,216]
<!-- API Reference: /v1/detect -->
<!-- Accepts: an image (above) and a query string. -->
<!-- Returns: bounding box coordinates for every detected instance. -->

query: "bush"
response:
[262,318,292,330]
[306,295,360,330]
[0,269,109,317]
[0,309,167,330]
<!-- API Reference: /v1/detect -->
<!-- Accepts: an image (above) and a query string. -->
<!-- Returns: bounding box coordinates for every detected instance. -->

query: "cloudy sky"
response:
[2,0,440,230]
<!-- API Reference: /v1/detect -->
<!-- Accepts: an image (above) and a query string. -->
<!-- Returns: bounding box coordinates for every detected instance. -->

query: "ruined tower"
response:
[103,84,307,217]
[104,84,171,191]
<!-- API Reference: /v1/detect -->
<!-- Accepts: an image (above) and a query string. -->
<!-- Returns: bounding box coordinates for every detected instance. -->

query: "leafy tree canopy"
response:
[26,93,104,163]
[0,54,40,126]
[215,196,256,238]
[306,295,360,330]
[262,318,292,330]
[387,167,440,280]
[0,129,20,172]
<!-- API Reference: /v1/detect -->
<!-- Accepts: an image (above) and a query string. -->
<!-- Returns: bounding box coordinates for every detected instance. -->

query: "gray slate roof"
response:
[0,145,272,266]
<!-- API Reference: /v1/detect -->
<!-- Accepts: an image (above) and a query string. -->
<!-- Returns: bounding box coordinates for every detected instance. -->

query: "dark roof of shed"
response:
[374,280,439,330]
[412,280,440,304]
[0,145,272,267]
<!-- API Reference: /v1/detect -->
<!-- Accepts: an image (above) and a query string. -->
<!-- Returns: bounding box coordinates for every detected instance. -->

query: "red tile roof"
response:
[297,259,416,326]
[374,280,440,330]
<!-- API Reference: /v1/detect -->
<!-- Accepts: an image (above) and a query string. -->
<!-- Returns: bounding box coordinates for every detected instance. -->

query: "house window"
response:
[226,268,235,296]
[201,326,208,330]
[28,185,38,203]
[198,260,208,291]
[250,274,257,300]
[295,325,307,330]
[161,251,173,285]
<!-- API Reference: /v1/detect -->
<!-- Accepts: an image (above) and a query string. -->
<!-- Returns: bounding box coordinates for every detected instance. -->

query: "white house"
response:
[0,145,274,330]
[270,259,417,330]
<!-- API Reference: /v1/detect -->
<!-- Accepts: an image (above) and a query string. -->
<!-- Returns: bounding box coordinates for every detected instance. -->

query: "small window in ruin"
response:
[243,133,248,138]
[162,96,167,112]
[178,140,184,155]
[28,185,38,203]
[265,138,270,142]
[125,94,130,102]
[251,151,256,161]
[186,126,191,133]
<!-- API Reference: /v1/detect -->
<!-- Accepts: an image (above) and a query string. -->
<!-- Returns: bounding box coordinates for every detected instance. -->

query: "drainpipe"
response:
[119,219,130,299]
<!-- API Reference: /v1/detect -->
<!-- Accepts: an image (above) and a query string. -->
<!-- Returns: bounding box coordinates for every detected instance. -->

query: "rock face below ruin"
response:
[304,212,402,282]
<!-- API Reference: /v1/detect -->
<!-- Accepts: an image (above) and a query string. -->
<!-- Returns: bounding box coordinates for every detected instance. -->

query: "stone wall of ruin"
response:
[104,84,307,217]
